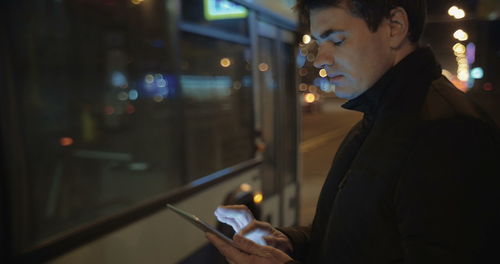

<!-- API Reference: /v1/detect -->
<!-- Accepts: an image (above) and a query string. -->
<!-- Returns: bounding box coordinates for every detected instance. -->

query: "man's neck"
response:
[392,41,418,67]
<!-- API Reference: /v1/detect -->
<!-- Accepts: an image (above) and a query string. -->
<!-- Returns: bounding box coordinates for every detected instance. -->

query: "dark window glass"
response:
[4,0,258,254]
[180,32,255,181]
[5,0,181,251]
[281,42,298,185]
[181,0,249,36]
[258,36,279,196]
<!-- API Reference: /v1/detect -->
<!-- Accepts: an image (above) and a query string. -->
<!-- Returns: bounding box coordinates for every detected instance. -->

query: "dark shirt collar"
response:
[341,47,442,118]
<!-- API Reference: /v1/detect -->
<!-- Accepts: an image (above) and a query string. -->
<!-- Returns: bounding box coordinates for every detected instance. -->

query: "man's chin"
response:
[333,86,364,100]
[334,90,358,100]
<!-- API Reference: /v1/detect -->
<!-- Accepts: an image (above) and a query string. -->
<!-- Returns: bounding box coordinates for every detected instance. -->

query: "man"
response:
[206,0,500,263]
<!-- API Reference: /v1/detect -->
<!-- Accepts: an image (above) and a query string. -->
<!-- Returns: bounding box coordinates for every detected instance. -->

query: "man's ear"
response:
[388,7,410,49]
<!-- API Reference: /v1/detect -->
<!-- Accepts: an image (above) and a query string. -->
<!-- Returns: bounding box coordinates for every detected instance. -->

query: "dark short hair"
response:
[295,0,427,43]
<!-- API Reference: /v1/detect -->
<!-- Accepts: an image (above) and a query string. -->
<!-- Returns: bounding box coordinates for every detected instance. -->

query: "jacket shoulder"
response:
[421,77,483,121]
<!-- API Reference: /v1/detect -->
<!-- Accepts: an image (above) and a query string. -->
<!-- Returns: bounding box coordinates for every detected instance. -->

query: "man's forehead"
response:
[309,5,351,37]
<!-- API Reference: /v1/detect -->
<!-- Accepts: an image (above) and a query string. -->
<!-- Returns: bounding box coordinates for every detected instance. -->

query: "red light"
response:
[60,137,74,147]
[126,104,136,114]
[483,82,493,92]
[104,106,115,115]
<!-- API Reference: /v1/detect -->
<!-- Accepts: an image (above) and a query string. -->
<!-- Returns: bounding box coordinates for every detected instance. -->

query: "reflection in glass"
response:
[5,0,181,252]
[181,32,255,181]
[258,36,278,196]
[182,0,249,36]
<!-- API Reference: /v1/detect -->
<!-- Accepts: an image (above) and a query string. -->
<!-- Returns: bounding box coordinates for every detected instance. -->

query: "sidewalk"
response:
[299,98,361,225]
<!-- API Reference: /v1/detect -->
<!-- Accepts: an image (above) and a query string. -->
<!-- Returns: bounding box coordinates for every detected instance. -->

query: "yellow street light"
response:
[448,6,466,19]
[240,183,252,192]
[305,93,316,103]
[453,43,466,54]
[319,69,328,78]
[302,34,312,44]
[453,29,468,41]
[454,9,465,19]
[220,58,231,67]
[448,6,459,16]
[253,192,263,204]
[458,71,469,82]
[258,63,269,72]
[457,57,468,64]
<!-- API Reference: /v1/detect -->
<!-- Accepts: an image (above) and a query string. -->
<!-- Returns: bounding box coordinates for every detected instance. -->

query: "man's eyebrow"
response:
[311,29,345,40]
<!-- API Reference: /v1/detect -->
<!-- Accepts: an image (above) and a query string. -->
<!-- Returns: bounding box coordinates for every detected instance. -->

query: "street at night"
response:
[299,98,361,225]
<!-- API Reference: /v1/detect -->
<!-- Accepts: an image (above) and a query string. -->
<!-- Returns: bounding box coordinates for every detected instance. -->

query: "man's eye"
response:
[333,39,345,46]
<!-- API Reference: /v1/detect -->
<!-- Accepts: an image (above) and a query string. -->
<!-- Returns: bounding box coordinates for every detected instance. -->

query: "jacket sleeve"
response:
[276,225,311,261]
[394,119,500,264]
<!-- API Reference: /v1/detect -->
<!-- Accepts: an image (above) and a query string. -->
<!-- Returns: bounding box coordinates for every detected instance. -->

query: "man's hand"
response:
[215,205,255,233]
[214,205,293,253]
[206,233,293,264]
[240,220,293,254]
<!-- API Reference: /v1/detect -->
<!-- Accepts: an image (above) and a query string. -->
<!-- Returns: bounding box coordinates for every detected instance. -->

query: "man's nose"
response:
[313,45,334,69]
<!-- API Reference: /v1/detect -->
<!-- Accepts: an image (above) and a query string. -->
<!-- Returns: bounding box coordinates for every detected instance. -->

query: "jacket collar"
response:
[341,47,442,119]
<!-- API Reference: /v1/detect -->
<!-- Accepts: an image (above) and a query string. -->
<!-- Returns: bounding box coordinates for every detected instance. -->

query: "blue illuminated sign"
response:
[471,67,484,79]
[181,75,232,100]
[466,42,476,65]
[204,0,248,21]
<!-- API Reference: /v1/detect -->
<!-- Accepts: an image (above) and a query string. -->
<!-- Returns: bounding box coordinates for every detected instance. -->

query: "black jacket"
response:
[280,48,500,264]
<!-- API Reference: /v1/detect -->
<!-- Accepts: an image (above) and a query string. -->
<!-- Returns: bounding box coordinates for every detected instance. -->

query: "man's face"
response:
[310,4,396,99]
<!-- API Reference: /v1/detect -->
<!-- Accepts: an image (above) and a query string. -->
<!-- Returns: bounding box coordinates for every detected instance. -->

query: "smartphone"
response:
[166,204,247,252]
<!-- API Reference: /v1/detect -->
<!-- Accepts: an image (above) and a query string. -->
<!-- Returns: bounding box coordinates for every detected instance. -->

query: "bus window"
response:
[180,32,255,181]
[4,0,182,253]
[258,36,279,197]
[2,0,299,261]
[281,41,299,186]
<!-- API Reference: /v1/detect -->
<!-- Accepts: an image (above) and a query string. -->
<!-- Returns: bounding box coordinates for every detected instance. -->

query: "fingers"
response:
[262,235,286,246]
[242,229,270,246]
[262,236,279,247]
[215,205,254,233]
[217,216,241,232]
[263,236,293,254]
[217,215,247,233]
[209,232,294,264]
[239,220,271,236]
[216,205,254,223]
